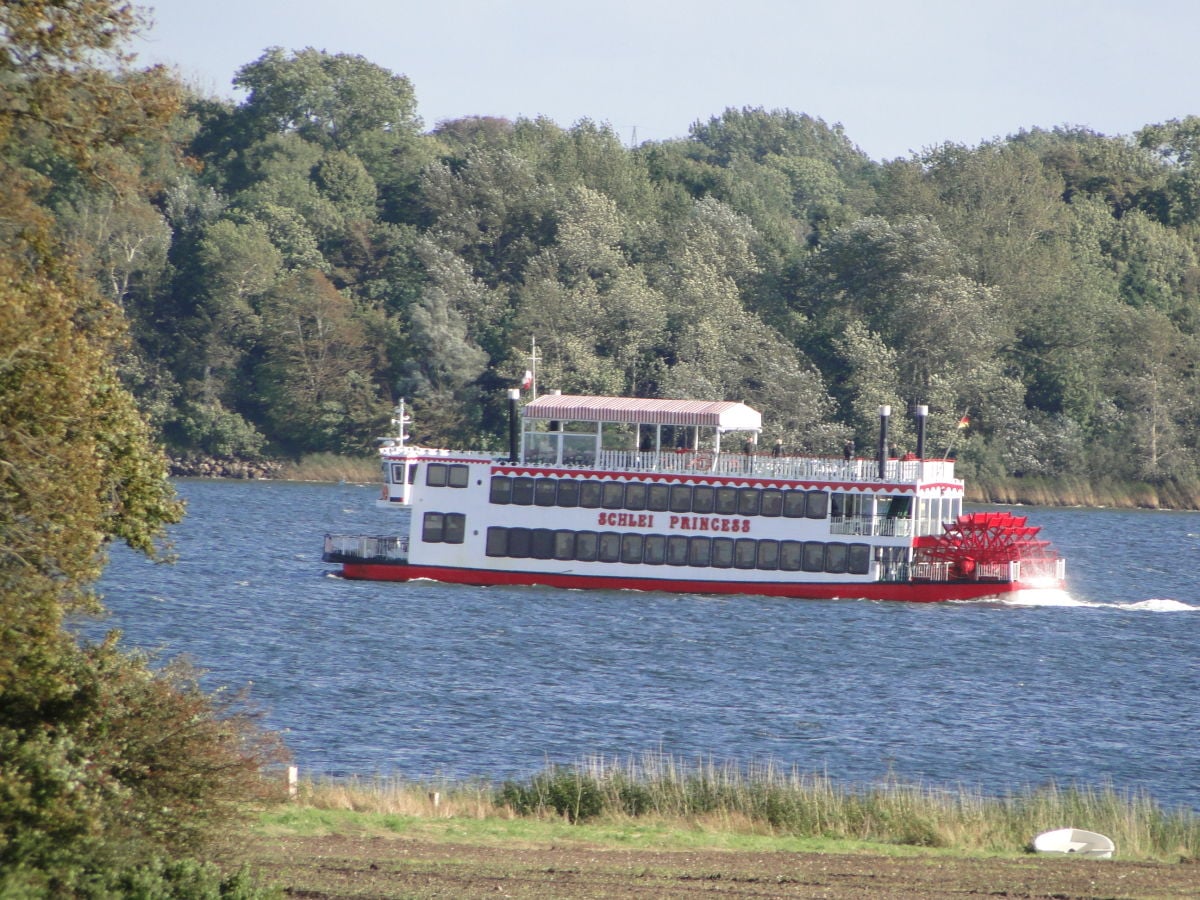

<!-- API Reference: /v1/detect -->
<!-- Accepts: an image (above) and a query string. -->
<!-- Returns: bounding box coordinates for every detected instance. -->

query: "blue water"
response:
[92,480,1200,809]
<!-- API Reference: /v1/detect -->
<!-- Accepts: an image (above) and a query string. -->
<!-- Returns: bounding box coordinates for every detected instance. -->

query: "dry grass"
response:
[285,758,1200,861]
[971,474,1200,509]
[274,453,380,484]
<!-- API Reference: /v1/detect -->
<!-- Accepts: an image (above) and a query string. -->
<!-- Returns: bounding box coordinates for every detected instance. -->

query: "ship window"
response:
[737,488,761,516]
[507,527,532,558]
[669,485,692,513]
[390,463,406,484]
[830,493,846,518]
[598,531,621,562]
[534,478,558,507]
[802,541,825,572]
[579,481,603,508]
[602,482,625,509]
[421,512,444,542]
[688,536,711,567]
[848,543,871,575]
[621,482,645,511]
[806,490,829,519]
[734,538,757,569]
[448,465,469,488]
[485,527,508,557]
[666,535,689,566]
[443,513,466,544]
[530,528,555,559]
[757,539,780,570]
[489,476,512,504]
[783,491,807,518]
[711,537,734,568]
[426,463,448,487]
[825,542,848,574]
[713,487,738,515]
[575,531,598,561]
[511,476,535,505]
[646,483,670,511]
[409,465,418,484]
[691,485,715,513]
[760,489,783,517]
[554,530,575,560]
[620,533,644,564]
[779,540,803,571]
[556,480,580,508]
[643,534,667,565]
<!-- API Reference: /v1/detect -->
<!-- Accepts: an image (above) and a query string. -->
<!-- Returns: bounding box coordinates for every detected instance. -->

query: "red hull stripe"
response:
[336,563,1038,603]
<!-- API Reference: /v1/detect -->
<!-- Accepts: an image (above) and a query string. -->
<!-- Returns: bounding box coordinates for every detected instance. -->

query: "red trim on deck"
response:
[490,465,920,493]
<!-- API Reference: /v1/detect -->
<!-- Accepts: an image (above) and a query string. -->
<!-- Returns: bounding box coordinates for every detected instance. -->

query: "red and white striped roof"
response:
[522,394,762,430]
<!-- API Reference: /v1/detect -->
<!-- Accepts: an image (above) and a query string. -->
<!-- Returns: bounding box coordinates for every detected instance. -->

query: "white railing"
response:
[911,561,953,582]
[1013,558,1067,583]
[830,516,914,537]
[323,533,408,562]
[590,450,959,486]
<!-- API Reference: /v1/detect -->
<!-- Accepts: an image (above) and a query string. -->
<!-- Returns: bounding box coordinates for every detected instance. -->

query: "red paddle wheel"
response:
[914,512,1057,580]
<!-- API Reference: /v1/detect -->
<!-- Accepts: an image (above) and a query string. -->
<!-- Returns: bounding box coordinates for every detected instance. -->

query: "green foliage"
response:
[1,5,284,894]
[11,19,1200,485]
[233,47,420,151]
[488,757,1200,857]
[497,767,606,823]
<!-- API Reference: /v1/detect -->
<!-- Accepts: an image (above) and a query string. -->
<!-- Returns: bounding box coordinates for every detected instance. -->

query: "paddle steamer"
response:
[323,392,1065,602]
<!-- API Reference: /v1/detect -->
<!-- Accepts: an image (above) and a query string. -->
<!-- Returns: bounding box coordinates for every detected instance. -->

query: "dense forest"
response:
[43,46,1200,485]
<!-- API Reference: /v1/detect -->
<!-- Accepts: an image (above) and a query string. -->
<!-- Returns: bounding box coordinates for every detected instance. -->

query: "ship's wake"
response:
[998,590,1199,611]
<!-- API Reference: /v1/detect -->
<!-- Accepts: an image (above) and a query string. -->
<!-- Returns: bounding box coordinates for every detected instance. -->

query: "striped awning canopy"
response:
[522,395,762,431]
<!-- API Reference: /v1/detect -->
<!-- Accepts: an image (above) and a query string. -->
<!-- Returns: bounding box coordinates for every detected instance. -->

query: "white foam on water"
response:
[998,588,1082,607]
[1112,598,1199,612]
[998,590,1199,611]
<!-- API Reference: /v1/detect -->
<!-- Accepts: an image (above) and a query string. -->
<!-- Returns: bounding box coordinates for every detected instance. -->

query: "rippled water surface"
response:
[94,481,1200,808]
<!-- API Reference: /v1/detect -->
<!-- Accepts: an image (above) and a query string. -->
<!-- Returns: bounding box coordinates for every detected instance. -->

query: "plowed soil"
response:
[249,833,1200,898]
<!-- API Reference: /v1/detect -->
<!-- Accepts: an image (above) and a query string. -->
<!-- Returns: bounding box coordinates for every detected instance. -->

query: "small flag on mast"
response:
[957,415,970,429]
[521,370,533,390]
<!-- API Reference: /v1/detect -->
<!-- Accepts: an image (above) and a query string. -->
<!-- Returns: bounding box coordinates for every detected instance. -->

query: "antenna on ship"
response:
[529,337,541,399]
[391,399,411,447]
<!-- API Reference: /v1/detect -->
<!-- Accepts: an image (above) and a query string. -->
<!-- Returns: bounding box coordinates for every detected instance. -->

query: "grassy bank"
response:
[970,474,1200,509]
[269,757,1199,862]
[274,453,380,484]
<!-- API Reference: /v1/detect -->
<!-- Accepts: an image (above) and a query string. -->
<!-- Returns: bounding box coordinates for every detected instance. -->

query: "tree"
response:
[1,2,283,891]
[232,47,420,151]
[395,240,493,443]
[515,186,667,395]
[257,270,388,452]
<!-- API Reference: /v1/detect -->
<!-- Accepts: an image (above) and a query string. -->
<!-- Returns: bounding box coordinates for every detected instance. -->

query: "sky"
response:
[133,0,1199,161]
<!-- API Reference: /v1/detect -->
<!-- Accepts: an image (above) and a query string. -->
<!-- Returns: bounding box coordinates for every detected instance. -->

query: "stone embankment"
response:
[169,456,282,479]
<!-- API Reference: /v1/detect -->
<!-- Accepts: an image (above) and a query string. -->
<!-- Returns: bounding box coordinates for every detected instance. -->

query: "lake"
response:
[94,479,1200,809]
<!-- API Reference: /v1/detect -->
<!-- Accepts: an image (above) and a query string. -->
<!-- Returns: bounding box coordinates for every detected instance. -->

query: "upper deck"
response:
[380,392,962,501]
[508,448,959,489]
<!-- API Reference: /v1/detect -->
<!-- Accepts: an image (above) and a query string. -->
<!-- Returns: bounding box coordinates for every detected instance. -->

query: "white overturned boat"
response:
[1033,827,1115,858]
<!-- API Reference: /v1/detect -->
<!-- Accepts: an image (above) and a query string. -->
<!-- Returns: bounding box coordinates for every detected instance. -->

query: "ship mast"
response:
[529,337,541,399]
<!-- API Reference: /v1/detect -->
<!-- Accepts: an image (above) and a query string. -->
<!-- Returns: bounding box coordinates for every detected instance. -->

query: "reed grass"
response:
[274,453,380,484]
[284,756,1200,860]
[971,474,1200,509]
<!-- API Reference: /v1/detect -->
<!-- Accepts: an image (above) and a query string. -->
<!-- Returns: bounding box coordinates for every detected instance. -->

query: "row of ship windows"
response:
[488,475,829,519]
[480,524,873,574]
[418,512,872,574]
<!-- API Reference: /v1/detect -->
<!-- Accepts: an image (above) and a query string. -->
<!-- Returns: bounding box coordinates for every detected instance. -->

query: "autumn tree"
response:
[1,2,283,893]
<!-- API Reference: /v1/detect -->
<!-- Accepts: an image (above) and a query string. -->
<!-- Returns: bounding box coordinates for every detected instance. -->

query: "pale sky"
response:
[135,0,1198,161]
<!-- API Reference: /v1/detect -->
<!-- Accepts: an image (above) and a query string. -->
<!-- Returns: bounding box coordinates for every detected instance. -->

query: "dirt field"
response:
[248,833,1200,898]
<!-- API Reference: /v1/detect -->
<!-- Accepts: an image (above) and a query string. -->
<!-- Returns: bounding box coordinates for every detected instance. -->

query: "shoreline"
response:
[170,454,1200,512]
